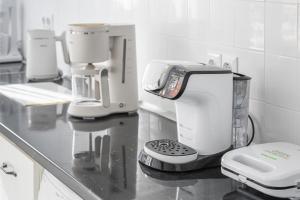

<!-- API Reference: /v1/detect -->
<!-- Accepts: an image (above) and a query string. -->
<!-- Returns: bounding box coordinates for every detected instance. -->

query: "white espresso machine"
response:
[139,61,234,171]
[63,23,138,118]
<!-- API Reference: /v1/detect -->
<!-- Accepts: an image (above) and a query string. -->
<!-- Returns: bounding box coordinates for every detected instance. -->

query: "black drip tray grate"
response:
[145,139,197,156]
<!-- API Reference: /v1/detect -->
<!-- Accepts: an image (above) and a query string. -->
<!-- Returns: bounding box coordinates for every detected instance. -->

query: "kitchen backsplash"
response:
[19,0,300,144]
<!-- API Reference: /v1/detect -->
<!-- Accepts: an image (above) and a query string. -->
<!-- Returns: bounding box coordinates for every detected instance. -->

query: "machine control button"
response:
[119,103,125,108]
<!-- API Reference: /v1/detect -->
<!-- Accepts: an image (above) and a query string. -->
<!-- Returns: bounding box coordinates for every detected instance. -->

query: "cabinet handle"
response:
[0,163,17,177]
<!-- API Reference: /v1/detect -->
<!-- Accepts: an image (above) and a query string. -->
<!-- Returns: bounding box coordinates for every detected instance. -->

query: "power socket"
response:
[222,55,238,73]
[207,53,222,67]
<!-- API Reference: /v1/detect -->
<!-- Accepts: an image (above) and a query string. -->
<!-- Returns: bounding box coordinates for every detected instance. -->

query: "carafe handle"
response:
[100,68,110,108]
[55,31,70,64]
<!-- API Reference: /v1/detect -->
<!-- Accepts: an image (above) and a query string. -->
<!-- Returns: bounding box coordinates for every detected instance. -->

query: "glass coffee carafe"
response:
[71,64,101,103]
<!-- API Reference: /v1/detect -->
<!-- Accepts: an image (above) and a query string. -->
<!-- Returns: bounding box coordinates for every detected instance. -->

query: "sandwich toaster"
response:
[221,142,300,199]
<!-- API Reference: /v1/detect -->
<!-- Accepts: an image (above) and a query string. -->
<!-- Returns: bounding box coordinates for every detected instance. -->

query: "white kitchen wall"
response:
[18,0,300,144]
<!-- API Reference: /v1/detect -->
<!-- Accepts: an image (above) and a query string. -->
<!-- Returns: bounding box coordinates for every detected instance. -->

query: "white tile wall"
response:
[209,0,235,46]
[237,49,265,101]
[265,55,300,111]
[187,0,210,41]
[18,0,300,144]
[265,1,298,57]
[264,104,300,143]
[235,0,264,50]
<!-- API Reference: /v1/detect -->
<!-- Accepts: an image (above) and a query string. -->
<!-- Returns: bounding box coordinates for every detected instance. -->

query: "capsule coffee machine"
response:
[63,23,138,118]
[139,60,251,172]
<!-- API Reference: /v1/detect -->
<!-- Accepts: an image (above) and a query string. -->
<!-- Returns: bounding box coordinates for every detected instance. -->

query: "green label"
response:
[261,153,277,160]
[261,150,290,160]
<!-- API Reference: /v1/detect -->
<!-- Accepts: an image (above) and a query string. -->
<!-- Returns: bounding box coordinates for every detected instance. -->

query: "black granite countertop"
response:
[0,63,287,200]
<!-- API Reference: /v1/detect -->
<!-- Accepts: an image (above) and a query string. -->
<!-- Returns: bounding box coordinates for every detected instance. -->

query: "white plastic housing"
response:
[108,24,138,113]
[176,73,233,155]
[222,142,300,198]
[26,30,58,79]
[66,24,109,63]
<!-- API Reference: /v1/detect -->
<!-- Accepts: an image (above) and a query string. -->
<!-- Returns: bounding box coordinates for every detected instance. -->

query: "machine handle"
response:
[122,38,127,83]
[55,32,70,64]
[0,162,17,177]
[100,68,110,108]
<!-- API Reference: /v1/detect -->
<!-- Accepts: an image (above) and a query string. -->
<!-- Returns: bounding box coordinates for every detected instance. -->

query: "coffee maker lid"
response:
[68,23,108,33]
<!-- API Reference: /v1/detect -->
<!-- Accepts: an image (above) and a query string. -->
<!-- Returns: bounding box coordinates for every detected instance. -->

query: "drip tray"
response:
[145,139,197,157]
[139,139,232,172]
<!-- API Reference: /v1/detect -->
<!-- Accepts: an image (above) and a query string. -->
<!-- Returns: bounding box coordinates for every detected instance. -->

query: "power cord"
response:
[247,115,255,146]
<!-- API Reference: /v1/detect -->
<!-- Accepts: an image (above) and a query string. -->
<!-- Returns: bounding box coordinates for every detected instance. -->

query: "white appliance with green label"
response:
[221,142,300,199]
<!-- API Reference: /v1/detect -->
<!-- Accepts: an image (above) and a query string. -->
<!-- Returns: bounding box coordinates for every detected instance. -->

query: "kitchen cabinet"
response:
[0,132,83,200]
[38,170,83,200]
[0,133,42,200]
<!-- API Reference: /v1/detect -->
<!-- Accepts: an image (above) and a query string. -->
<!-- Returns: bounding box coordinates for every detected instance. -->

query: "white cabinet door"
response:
[38,170,83,200]
[0,134,35,200]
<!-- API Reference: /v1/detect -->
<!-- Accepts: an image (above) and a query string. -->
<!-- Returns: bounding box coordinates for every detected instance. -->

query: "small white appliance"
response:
[62,23,138,118]
[0,0,22,63]
[26,30,60,80]
[221,142,300,199]
[139,61,234,171]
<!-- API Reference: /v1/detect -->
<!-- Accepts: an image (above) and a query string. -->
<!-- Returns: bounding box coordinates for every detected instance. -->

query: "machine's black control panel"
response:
[159,67,186,99]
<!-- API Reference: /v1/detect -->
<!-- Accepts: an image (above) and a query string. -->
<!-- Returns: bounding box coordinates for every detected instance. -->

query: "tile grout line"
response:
[263,0,267,134]
[297,3,299,50]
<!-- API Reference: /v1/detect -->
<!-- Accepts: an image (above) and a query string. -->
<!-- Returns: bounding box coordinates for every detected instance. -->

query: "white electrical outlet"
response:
[207,53,222,67]
[222,55,238,73]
